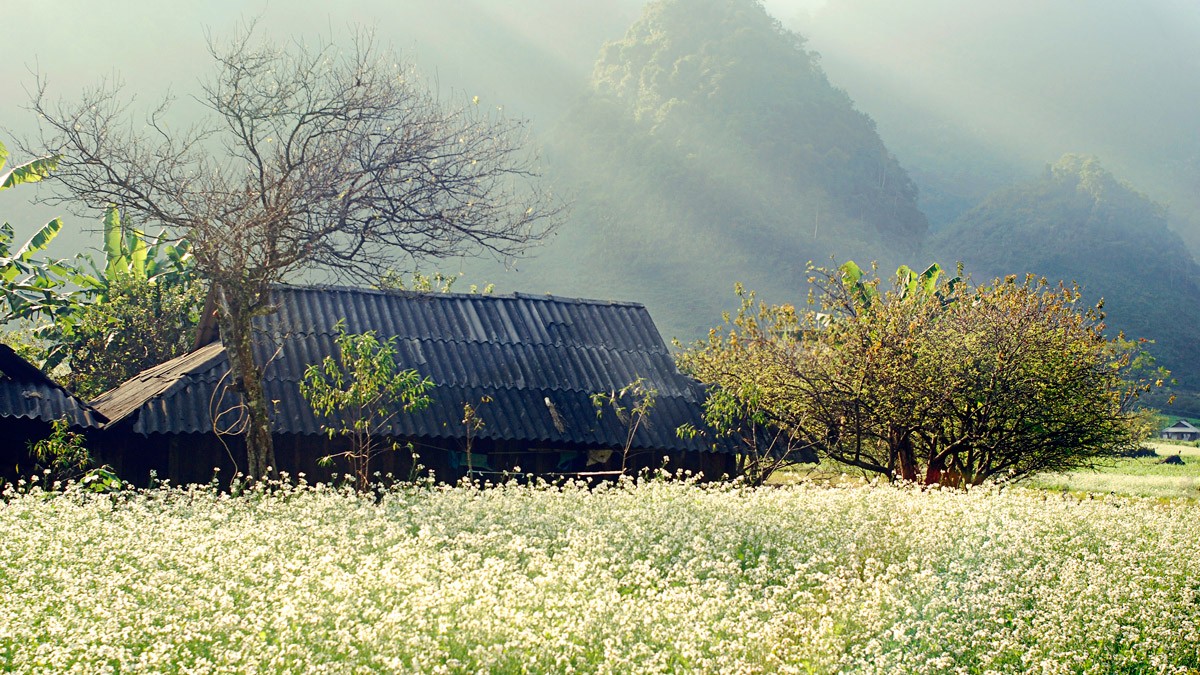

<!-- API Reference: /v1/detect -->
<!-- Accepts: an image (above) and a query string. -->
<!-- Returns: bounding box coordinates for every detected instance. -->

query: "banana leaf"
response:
[0,152,61,191]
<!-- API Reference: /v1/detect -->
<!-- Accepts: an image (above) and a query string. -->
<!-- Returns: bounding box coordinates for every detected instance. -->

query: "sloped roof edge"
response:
[90,341,226,426]
[193,284,650,348]
[0,343,107,428]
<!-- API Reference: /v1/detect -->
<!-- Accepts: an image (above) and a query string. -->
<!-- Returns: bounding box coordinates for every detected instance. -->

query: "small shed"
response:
[0,344,106,483]
[1159,419,1200,442]
[91,286,736,486]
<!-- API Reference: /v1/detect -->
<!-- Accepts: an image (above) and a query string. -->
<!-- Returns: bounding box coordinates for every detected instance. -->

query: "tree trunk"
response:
[216,284,277,480]
[891,428,919,482]
[924,456,946,486]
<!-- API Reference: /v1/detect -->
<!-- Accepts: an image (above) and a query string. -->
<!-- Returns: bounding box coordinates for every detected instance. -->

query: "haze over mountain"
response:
[936,155,1200,391]
[3,0,1199,390]
[788,0,1200,242]
[0,0,646,257]
[451,0,927,339]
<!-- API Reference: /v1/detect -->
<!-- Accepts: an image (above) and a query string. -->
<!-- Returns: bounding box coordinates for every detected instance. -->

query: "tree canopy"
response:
[678,262,1154,486]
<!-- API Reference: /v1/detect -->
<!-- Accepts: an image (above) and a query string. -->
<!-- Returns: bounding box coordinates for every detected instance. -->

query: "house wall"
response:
[95,433,390,487]
[0,418,56,486]
[93,430,739,488]
[1160,431,1200,442]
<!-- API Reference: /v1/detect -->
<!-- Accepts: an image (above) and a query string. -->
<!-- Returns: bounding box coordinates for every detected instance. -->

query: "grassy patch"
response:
[1029,441,1200,499]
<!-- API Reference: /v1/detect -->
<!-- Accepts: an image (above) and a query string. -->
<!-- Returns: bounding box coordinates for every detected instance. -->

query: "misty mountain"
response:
[5,0,1199,393]
[934,155,1200,389]
[459,0,928,340]
[792,0,1200,244]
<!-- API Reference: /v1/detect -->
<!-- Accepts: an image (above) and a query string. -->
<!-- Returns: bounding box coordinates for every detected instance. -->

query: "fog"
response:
[3,0,1198,262]
[0,0,647,253]
[791,0,1200,237]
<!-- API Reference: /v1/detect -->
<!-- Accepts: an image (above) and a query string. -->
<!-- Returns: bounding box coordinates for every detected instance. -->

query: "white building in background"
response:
[1159,419,1200,442]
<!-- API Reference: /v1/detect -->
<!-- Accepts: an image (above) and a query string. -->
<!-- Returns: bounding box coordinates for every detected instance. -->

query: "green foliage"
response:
[48,274,205,399]
[49,205,201,394]
[8,205,203,393]
[679,261,1156,486]
[0,141,59,190]
[1028,443,1200,499]
[83,205,193,292]
[591,377,657,472]
[25,418,124,492]
[460,396,492,479]
[1,159,202,391]
[0,140,80,326]
[300,320,434,491]
[28,418,90,481]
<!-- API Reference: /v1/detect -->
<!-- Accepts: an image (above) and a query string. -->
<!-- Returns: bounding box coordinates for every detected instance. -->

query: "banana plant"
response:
[840,260,962,312]
[0,140,58,191]
[0,140,82,324]
[74,205,193,300]
[896,262,963,307]
[838,260,880,310]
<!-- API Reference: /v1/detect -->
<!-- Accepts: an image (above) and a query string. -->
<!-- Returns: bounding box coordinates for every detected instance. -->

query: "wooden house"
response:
[0,344,106,483]
[91,286,737,486]
[1159,419,1200,442]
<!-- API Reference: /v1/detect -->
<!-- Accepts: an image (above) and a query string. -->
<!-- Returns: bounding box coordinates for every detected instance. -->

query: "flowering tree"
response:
[679,262,1156,486]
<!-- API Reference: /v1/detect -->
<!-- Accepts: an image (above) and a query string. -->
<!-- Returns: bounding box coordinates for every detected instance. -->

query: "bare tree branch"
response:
[25,26,565,477]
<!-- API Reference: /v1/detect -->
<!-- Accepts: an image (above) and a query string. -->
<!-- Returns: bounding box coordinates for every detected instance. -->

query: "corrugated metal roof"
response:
[0,344,105,428]
[93,286,728,453]
[90,341,227,427]
[1163,419,1199,432]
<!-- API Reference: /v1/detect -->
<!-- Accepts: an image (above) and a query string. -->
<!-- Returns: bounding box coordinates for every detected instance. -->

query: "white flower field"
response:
[2,478,1199,673]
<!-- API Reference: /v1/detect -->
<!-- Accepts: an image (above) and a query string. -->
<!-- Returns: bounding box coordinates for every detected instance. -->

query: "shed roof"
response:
[92,286,727,453]
[0,344,105,428]
[1162,419,1199,433]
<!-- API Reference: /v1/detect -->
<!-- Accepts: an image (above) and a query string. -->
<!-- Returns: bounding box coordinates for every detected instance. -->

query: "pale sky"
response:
[4,0,1199,251]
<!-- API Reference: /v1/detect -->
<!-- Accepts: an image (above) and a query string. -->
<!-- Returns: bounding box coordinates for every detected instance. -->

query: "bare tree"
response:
[25,27,562,478]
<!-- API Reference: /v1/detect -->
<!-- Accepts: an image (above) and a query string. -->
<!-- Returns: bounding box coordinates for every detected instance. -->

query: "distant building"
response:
[0,344,106,483]
[1159,419,1200,442]
[92,285,738,486]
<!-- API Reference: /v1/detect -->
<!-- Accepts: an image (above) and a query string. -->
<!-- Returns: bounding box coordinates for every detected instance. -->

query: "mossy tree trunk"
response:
[215,283,276,480]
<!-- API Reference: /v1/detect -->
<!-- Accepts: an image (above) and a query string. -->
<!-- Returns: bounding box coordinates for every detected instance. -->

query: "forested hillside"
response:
[935,155,1200,392]
[460,0,928,339]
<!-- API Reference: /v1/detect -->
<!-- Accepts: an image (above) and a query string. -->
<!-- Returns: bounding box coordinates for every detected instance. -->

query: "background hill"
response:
[789,0,1200,243]
[455,0,929,339]
[934,155,1200,395]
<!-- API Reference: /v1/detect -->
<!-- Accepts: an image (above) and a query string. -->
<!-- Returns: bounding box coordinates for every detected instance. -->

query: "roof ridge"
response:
[260,331,669,353]
[270,283,648,309]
